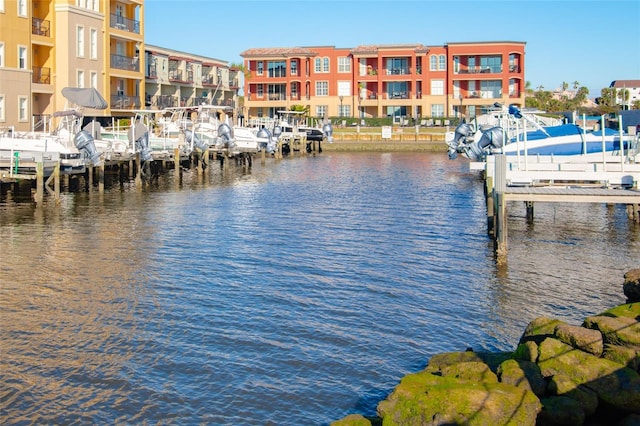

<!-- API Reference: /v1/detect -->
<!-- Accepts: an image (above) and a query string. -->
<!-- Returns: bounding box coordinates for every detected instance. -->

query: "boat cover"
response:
[61,87,108,109]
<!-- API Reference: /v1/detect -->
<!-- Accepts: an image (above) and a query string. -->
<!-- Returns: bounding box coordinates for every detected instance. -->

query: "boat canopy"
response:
[61,87,108,110]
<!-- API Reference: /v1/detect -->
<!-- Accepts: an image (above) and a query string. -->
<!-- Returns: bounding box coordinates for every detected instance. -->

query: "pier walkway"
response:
[479,154,640,261]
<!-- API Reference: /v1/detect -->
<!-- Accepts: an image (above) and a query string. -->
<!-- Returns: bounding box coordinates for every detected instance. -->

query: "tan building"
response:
[144,44,239,112]
[241,41,527,122]
[1,0,240,132]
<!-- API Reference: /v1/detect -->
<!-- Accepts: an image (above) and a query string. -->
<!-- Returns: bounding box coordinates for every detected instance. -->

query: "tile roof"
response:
[350,44,430,54]
[610,80,640,88]
[240,47,319,57]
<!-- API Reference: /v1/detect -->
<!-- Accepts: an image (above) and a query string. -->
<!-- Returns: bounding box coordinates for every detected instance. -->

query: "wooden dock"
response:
[481,154,640,261]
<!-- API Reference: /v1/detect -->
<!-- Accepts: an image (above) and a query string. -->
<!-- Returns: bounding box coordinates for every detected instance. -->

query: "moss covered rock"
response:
[554,323,603,356]
[520,317,566,345]
[538,337,640,413]
[498,359,547,397]
[537,396,585,425]
[377,370,541,426]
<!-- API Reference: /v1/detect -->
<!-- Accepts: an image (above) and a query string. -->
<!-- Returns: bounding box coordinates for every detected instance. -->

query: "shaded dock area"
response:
[481,154,640,261]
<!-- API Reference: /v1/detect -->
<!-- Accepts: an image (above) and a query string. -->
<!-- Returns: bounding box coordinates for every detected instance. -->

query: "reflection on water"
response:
[1,152,637,425]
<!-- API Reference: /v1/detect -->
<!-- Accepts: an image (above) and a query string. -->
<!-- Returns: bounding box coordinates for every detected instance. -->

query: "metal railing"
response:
[109,14,140,33]
[111,95,141,109]
[32,66,51,84]
[111,54,140,72]
[32,17,50,37]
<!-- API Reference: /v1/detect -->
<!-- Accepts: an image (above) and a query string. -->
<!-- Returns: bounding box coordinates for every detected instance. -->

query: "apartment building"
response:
[1,0,239,133]
[144,44,239,112]
[241,41,526,121]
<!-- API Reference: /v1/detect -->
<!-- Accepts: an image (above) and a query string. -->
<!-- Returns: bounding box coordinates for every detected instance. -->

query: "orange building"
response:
[241,41,526,122]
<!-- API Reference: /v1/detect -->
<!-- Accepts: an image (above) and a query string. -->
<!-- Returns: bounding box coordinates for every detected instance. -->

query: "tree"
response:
[562,81,569,92]
[573,81,580,90]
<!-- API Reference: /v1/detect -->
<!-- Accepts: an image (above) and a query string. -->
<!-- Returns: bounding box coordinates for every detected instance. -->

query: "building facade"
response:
[144,44,239,112]
[1,0,239,132]
[241,41,526,121]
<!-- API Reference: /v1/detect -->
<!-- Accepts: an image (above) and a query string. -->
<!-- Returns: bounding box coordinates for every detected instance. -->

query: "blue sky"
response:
[144,0,639,98]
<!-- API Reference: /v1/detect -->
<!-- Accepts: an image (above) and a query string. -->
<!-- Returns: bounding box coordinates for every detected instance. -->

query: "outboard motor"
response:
[464,127,504,161]
[272,125,282,141]
[185,129,209,152]
[127,123,152,162]
[322,122,333,143]
[217,123,235,149]
[74,130,103,166]
[508,104,523,119]
[257,127,276,154]
[133,132,153,162]
[447,122,474,160]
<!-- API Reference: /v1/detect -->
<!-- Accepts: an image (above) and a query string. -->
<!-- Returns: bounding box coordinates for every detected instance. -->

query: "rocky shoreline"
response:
[332,269,640,426]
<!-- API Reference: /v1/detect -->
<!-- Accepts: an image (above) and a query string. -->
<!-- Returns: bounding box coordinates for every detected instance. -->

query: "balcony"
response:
[202,75,216,86]
[385,68,409,75]
[110,14,140,34]
[32,17,50,37]
[168,70,182,82]
[147,95,177,109]
[111,95,141,109]
[32,67,51,84]
[111,54,140,72]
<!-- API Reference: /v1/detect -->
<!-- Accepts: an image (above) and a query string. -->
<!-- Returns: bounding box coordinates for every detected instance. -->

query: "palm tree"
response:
[572,81,580,90]
[562,81,569,92]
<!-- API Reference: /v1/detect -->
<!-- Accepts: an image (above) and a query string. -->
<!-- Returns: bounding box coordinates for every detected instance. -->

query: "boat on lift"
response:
[447,103,639,163]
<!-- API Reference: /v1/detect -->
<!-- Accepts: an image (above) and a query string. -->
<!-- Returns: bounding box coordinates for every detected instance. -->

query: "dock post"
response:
[35,160,44,205]
[494,154,508,260]
[98,163,105,193]
[87,165,93,191]
[135,153,142,189]
[485,156,495,235]
[53,161,60,203]
[525,201,534,222]
[174,148,180,177]
[261,148,266,166]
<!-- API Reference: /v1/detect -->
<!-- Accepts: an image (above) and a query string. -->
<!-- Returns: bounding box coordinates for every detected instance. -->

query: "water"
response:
[1,152,638,425]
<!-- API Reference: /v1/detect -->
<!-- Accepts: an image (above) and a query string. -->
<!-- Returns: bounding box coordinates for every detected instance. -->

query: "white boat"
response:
[0,88,108,173]
[447,104,639,163]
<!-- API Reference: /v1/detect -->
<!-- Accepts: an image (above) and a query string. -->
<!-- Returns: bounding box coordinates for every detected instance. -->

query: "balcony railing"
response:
[110,14,140,34]
[147,95,177,109]
[385,68,409,75]
[32,66,51,84]
[147,64,157,79]
[268,93,286,101]
[32,17,50,37]
[111,95,141,109]
[111,54,140,72]
[169,69,184,82]
[202,75,215,85]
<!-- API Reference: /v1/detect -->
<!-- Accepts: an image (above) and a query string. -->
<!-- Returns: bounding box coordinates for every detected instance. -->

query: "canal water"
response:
[1,152,637,425]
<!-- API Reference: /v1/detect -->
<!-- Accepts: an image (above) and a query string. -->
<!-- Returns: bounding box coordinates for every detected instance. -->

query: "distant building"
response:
[610,80,640,109]
[240,41,526,121]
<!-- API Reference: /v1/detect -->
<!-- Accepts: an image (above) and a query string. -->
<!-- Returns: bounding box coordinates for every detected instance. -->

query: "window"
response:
[338,104,350,117]
[257,61,263,76]
[256,84,263,97]
[480,80,502,98]
[386,58,407,75]
[290,60,297,76]
[480,56,502,73]
[267,60,286,78]
[77,70,84,87]
[0,95,5,121]
[90,28,97,59]
[0,43,4,67]
[18,46,27,69]
[430,104,444,117]
[315,81,328,96]
[76,0,85,7]
[18,96,27,122]
[438,55,446,71]
[430,55,437,71]
[430,79,444,96]
[315,105,327,118]
[338,57,351,73]
[0,0,4,13]
[17,0,26,16]
[90,71,97,88]
[387,82,408,99]
[314,57,329,73]
[76,26,84,57]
